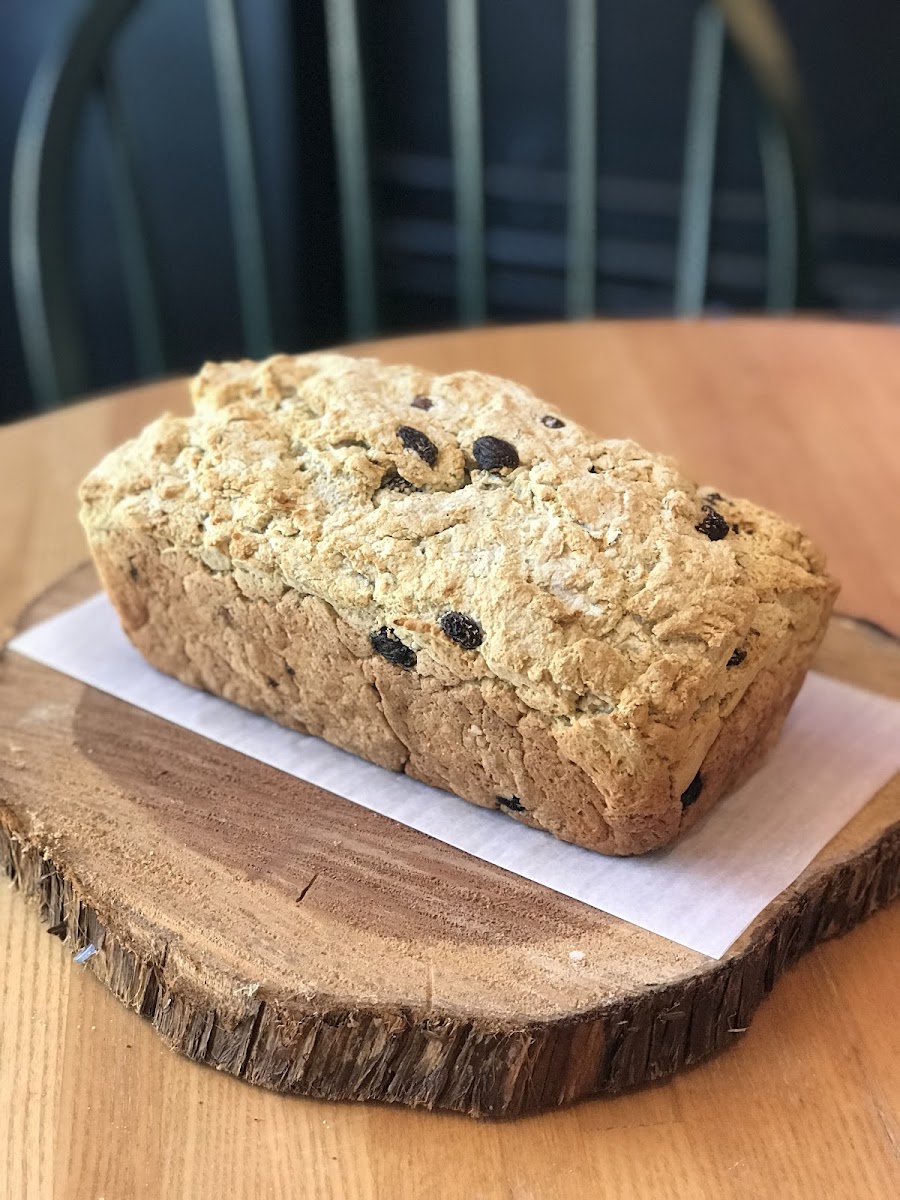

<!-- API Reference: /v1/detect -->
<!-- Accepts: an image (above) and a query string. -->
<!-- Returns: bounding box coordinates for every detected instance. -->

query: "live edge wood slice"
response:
[2,566,900,1120]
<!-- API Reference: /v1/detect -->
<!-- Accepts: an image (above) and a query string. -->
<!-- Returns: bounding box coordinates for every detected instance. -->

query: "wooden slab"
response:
[2,565,899,1119]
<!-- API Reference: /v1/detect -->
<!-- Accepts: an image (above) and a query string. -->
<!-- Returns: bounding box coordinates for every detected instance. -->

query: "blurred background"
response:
[2,0,900,420]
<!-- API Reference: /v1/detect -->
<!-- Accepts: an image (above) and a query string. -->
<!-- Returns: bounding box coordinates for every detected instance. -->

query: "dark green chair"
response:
[11,0,815,410]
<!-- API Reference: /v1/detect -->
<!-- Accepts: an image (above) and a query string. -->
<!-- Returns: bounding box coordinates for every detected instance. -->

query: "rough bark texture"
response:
[1,568,899,1118]
[3,814,900,1117]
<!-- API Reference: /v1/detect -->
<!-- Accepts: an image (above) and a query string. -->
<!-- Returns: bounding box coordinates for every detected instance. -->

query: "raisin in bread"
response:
[79,354,838,855]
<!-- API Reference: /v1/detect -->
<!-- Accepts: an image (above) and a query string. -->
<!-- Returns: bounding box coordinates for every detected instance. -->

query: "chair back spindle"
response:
[447,0,487,325]
[206,0,275,357]
[675,2,726,316]
[98,61,166,377]
[565,0,598,318]
[12,0,140,408]
[324,0,378,338]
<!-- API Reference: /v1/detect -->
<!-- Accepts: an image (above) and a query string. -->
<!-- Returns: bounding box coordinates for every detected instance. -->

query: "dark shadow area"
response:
[3,0,900,417]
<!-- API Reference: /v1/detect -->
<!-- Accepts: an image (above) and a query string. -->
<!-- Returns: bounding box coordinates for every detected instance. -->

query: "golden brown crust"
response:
[79,353,838,854]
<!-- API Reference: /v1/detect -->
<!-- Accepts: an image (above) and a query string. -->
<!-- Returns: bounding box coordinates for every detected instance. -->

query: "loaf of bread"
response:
[79,353,838,855]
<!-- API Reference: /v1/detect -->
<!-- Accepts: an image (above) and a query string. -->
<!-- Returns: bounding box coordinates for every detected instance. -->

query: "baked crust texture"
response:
[79,354,838,853]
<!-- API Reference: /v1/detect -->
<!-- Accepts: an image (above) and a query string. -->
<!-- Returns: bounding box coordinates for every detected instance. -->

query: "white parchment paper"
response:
[9,594,900,958]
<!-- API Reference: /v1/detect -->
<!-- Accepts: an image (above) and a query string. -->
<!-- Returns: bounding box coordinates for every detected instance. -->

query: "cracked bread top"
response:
[80,353,837,742]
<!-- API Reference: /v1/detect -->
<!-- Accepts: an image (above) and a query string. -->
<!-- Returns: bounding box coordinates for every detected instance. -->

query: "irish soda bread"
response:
[79,354,838,855]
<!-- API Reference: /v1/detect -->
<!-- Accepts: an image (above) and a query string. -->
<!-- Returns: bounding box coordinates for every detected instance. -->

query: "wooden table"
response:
[2,319,899,1200]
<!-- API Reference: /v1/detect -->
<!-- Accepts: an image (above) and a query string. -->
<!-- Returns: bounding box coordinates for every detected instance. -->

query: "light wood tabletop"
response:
[2,319,899,1200]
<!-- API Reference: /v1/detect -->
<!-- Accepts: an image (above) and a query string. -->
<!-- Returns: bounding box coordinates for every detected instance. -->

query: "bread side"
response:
[79,353,838,854]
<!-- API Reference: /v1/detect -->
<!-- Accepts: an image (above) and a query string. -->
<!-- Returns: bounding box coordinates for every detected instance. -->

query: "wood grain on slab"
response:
[2,320,900,1196]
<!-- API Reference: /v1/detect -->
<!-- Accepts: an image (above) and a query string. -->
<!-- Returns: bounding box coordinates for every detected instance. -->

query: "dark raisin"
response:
[411,394,433,410]
[439,611,483,650]
[397,425,438,466]
[473,435,519,472]
[497,795,526,813]
[541,414,564,429]
[381,468,417,493]
[286,665,295,676]
[370,627,417,669]
[129,563,139,581]
[681,771,704,808]
[726,648,747,669]
[695,505,730,541]
[266,676,278,688]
